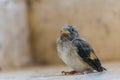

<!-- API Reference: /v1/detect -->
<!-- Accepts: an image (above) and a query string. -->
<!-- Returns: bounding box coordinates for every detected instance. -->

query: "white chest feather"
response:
[57,40,90,72]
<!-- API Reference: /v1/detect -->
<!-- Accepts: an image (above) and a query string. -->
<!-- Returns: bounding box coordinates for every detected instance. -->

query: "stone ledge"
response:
[0,62,119,80]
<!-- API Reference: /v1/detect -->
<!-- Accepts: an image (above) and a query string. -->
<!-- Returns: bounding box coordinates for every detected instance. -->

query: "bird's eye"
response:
[71,28,74,31]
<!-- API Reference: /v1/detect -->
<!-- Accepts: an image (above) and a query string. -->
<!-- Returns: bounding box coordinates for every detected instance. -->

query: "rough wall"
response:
[0,0,32,69]
[29,0,120,65]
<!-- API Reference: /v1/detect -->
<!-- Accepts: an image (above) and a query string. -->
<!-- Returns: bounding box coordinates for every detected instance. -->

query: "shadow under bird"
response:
[57,25,106,75]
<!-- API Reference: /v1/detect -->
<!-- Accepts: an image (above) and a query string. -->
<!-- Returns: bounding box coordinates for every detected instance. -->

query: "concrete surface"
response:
[0,62,120,80]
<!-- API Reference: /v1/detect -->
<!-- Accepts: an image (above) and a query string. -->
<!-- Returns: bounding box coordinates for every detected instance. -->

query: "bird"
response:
[56,25,106,75]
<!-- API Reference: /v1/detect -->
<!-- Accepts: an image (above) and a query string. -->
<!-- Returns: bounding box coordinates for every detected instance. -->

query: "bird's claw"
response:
[61,71,77,75]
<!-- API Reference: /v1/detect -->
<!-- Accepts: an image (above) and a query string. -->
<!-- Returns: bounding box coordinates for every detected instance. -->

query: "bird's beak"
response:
[61,28,70,34]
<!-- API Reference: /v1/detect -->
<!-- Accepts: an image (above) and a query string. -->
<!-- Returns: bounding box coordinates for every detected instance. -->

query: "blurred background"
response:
[0,0,120,70]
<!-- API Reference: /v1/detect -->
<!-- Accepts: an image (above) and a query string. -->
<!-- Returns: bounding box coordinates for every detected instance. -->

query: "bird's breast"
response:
[57,41,90,72]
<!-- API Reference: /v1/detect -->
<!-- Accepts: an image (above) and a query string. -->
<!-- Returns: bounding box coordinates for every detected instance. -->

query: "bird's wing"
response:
[72,39,106,72]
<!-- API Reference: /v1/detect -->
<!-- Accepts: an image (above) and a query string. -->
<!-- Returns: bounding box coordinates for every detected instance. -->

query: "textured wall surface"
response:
[29,0,120,65]
[0,0,32,69]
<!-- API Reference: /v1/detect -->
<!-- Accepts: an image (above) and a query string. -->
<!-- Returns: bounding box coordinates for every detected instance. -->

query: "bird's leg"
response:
[82,69,93,74]
[61,70,77,75]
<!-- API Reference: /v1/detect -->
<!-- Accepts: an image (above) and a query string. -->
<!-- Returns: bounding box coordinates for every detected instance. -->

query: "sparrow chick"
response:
[57,25,106,75]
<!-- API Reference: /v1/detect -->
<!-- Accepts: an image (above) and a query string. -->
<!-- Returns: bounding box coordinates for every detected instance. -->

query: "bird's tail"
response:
[97,66,107,72]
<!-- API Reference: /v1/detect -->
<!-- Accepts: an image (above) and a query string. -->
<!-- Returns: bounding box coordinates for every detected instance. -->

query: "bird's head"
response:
[60,25,79,41]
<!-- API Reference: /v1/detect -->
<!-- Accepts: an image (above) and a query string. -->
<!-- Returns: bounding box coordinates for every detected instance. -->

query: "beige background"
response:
[0,0,120,69]
[29,0,120,64]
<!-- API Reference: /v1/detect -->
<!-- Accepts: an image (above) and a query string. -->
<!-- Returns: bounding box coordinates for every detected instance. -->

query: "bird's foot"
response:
[61,70,77,75]
[82,69,93,74]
